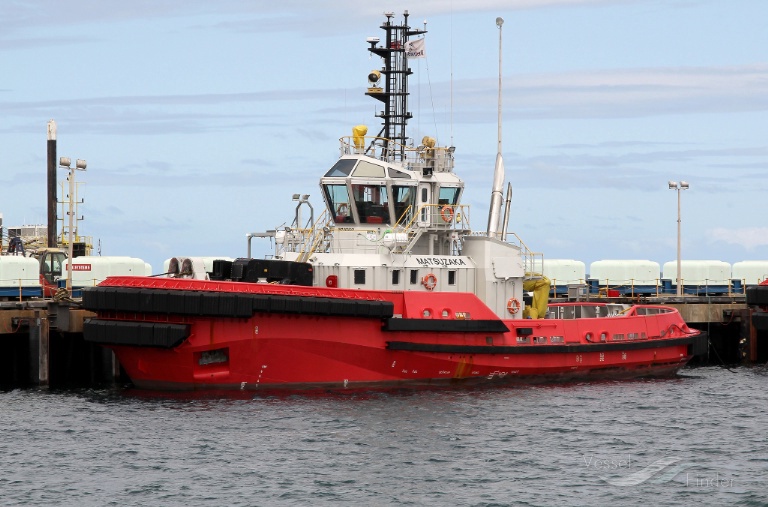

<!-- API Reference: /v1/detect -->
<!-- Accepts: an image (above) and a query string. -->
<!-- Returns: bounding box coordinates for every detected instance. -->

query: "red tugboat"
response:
[82,12,706,391]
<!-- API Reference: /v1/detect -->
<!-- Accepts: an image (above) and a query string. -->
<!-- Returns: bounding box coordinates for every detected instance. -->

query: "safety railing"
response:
[581,278,748,297]
[0,277,44,301]
[397,203,470,230]
[296,210,334,262]
[506,232,544,282]
[339,136,455,173]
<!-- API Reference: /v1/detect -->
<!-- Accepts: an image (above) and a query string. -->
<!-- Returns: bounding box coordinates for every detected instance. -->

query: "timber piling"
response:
[1,300,121,388]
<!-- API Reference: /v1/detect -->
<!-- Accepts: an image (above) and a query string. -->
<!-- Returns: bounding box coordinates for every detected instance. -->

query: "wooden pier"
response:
[1,294,764,389]
[0,300,119,388]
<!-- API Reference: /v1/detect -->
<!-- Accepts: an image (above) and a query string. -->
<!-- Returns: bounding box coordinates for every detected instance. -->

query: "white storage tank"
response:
[532,259,586,286]
[589,260,660,286]
[732,261,768,286]
[66,256,151,287]
[662,260,731,285]
[0,256,42,289]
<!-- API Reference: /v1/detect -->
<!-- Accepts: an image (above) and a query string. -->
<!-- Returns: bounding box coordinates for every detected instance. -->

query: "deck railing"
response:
[339,136,455,173]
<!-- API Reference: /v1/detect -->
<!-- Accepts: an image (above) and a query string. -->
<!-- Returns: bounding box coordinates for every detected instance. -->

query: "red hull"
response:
[83,277,705,391]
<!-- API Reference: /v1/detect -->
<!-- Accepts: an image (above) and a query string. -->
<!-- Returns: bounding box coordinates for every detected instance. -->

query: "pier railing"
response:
[549,277,749,298]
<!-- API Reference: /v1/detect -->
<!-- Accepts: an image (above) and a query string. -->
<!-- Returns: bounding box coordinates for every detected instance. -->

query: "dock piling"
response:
[28,310,50,386]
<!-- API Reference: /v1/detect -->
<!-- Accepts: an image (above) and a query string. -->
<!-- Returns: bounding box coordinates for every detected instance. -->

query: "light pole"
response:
[59,157,87,292]
[668,180,689,297]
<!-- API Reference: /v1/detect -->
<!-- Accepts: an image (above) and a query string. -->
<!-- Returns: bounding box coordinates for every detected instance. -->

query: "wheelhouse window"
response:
[438,187,460,205]
[392,185,416,224]
[324,184,353,224]
[324,158,357,177]
[352,184,389,224]
[388,168,411,179]
[352,160,386,178]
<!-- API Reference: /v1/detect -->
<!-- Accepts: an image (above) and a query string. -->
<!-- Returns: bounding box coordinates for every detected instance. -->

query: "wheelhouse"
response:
[321,155,463,227]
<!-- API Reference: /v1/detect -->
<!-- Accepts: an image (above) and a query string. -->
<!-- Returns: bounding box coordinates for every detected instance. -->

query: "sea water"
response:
[1,366,767,506]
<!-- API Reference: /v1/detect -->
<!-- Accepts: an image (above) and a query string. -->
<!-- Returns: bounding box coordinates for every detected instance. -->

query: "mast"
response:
[486,17,505,238]
[366,11,426,160]
[47,120,57,248]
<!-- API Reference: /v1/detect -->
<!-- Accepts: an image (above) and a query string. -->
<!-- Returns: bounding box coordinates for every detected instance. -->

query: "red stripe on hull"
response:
[107,312,696,391]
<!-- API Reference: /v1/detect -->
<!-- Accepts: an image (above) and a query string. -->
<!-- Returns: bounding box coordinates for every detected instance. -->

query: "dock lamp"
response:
[59,157,87,292]
[293,194,313,231]
[668,180,689,297]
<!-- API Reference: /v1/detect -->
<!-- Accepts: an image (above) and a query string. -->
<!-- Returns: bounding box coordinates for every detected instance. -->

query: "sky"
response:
[2,0,767,275]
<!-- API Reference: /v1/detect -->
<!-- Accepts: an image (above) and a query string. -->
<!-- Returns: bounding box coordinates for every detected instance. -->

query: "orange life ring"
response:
[440,205,454,222]
[506,297,521,315]
[422,273,438,291]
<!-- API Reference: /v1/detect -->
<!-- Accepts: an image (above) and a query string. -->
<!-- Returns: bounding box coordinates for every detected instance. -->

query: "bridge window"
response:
[438,186,460,205]
[353,160,385,178]
[352,184,389,224]
[392,185,416,223]
[324,158,356,177]
[324,184,353,224]
[388,168,411,179]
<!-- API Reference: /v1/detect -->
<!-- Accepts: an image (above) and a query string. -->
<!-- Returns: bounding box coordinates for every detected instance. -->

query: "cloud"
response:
[708,227,768,250]
[4,64,766,134]
[453,64,768,120]
[0,0,640,34]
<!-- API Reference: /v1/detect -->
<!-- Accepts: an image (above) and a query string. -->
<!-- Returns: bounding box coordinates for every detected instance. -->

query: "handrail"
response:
[339,136,454,171]
[393,204,414,228]
[506,232,544,280]
[296,210,333,263]
[396,203,470,230]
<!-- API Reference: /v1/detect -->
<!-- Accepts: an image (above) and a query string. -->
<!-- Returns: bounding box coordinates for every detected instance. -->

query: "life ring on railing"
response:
[422,273,438,291]
[506,297,521,315]
[440,205,454,223]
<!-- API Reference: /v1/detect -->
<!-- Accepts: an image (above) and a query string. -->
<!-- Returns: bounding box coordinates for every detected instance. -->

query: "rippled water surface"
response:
[2,366,767,506]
